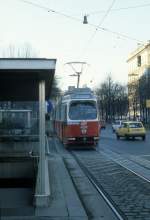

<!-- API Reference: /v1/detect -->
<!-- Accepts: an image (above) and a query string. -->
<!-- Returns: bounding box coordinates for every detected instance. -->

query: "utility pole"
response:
[69,72,81,88]
[108,76,111,122]
[77,72,80,88]
[108,75,112,122]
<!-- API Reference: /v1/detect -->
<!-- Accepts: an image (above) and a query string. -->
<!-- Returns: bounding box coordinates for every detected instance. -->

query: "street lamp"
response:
[83,15,88,24]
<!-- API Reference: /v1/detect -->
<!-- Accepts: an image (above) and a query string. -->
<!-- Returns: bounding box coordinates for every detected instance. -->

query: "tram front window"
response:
[69,101,97,120]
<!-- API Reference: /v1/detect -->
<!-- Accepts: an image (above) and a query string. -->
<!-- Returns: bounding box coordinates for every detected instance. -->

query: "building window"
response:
[137,55,141,67]
[148,54,150,64]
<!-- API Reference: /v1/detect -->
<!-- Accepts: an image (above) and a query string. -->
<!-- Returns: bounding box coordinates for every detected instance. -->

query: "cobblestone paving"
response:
[73,150,150,220]
[129,155,150,170]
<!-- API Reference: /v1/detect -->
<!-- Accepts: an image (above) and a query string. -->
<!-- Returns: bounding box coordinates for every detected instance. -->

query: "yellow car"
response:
[116,121,146,141]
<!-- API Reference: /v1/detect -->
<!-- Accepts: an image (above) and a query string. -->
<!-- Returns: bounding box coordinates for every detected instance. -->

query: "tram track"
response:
[69,149,150,220]
[96,145,150,183]
[53,138,150,219]
[70,151,125,220]
[53,138,121,219]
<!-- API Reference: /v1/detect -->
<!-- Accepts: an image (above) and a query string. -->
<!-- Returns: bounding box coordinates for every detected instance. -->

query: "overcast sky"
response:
[0,0,150,90]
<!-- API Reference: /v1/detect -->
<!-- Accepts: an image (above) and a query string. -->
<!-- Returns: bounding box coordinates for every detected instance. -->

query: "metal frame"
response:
[39,80,46,195]
[0,58,55,207]
[34,80,50,207]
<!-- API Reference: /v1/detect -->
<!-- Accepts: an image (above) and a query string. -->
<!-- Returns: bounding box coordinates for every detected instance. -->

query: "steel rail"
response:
[96,147,150,184]
[71,151,125,220]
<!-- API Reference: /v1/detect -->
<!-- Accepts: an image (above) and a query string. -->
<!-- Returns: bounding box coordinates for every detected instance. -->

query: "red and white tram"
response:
[53,87,100,146]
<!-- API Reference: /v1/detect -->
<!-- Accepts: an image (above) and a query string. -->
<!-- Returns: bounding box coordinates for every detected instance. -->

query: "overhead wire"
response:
[17,0,146,87]
[17,0,144,45]
[80,0,117,58]
[89,24,143,44]
[95,0,117,27]
[88,3,150,15]
[18,0,82,22]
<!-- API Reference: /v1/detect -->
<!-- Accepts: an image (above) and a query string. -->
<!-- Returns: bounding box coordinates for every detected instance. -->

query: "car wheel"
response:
[142,136,146,141]
[94,141,98,146]
[93,142,98,149]
[125,135,129,140]
[116,134,120,140]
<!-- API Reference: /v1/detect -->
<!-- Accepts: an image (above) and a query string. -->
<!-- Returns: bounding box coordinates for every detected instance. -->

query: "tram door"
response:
[61,104,67,141]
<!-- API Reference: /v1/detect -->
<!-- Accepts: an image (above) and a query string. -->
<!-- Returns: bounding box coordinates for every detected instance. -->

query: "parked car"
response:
[100,120,106,129]
[116,121,146,140]
[112,120,123,132]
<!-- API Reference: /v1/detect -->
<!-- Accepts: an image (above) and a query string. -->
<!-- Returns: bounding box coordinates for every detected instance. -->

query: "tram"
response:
[53,87,100,146]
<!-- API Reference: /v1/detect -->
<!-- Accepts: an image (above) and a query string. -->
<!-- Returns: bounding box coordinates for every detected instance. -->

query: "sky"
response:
[0,0,150,90]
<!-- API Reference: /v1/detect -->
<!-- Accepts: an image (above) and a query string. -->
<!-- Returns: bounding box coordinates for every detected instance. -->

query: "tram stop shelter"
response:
[0,58,56,207]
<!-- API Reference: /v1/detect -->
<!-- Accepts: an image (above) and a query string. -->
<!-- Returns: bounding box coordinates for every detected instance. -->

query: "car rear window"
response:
[114,121,121,125]
[128,123,143,128]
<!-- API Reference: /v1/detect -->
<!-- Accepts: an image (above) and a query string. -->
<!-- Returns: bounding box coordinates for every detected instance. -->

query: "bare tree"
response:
[1,43,38,58]
[95,75,128,122]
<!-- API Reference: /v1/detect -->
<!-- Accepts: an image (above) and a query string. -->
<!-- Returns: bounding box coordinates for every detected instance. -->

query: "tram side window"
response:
[59,105,61,120]
[64,105,67,122]
[56,108,59,120]
[61,105,67,121]
[61,105,65,121]
[55,109,58,120]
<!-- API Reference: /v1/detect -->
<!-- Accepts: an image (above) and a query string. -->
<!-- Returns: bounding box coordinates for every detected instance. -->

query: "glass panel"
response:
[128,123,143,128]
[114,121,120,125]
[69,101,97,120]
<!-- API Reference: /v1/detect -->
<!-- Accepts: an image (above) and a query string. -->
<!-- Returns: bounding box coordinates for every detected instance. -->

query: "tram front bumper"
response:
[67,136,99,144]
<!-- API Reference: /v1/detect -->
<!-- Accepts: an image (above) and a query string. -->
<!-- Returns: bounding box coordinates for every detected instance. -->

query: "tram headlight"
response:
[67,137,76,140]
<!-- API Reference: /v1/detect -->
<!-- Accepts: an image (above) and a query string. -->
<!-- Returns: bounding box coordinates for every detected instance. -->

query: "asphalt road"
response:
[99,124,150,156]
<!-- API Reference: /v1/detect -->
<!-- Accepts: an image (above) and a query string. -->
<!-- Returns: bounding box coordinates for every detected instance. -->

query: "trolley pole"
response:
[65,62,87,89]
[77,72,81,88]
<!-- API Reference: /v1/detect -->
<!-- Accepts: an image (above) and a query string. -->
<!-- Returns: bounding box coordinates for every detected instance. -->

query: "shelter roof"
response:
[0,58,56,101]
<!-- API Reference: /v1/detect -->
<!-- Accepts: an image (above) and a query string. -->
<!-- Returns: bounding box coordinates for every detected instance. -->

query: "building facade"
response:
[127,41,150,120]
